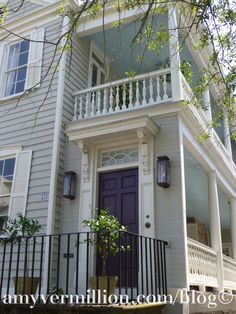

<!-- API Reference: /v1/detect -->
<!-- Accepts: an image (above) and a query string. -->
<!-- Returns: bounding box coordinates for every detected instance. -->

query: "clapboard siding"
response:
[6,0,42,23]
[154,114,188,289]
[55,36,91,235]
[0,17,63,232]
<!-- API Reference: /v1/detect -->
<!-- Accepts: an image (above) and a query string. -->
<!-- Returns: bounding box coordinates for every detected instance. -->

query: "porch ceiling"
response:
[87,18,169,77]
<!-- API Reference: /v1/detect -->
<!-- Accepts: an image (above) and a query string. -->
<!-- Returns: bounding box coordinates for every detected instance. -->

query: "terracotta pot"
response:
[13,277,40,295]
[90,276,118,297]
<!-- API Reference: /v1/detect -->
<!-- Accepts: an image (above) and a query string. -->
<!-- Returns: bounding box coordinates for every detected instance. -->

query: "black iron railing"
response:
[0,231,168,304]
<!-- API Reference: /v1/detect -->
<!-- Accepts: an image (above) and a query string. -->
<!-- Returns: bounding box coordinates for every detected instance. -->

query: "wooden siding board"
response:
[0,18,62,228]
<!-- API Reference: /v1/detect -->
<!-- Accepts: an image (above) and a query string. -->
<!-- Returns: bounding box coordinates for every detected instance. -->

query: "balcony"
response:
[0,231,168,304]
[72,68,172,121]
[67,69,235,178]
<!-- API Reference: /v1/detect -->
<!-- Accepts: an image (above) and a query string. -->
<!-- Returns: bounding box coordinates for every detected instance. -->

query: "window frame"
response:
[88,41,110,88]
[2,39,30,98]
[0,153,17,230]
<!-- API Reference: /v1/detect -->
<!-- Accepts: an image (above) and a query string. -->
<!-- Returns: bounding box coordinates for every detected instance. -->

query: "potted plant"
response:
[83,209,129,296]
[0,212,41,295]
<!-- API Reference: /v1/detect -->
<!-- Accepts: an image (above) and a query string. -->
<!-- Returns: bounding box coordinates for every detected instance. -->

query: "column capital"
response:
[208,170,217,177]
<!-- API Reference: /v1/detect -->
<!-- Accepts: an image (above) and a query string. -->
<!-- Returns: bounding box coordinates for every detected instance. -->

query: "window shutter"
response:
[0,43,5,68]
[9,151,32,219]
[0,43,5,96]
[25,28,45,90]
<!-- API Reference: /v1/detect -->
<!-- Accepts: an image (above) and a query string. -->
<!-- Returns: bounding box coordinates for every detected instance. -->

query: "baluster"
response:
[109,87,114,113]
[128,82,133,109]
[97,90,102,115]
[73,97,78,120]
[115,86,120,111]
[156,76,161,102]
[149,77,154,104]
[142,79,147,106]
[90,92,95,117]
[85,93,90,118]
[122,84,126,110]
[135,81,140,107]
[163,74,168,99]
[103,88,108,114]
[79,95,83,119]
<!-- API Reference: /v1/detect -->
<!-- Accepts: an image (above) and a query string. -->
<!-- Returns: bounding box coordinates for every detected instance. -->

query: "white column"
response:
[230,197,236,260]
[223,112,232,158]
[168,6,183,101]
[208,171,224,290]
[203,88,212,121]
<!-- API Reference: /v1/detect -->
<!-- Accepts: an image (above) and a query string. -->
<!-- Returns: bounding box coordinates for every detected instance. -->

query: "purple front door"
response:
[99,168,139,286]
[99,168,138,233]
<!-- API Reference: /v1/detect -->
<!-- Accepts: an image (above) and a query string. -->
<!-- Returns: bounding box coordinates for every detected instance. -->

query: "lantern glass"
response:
[157,156,170,188]
[63,171,77,199]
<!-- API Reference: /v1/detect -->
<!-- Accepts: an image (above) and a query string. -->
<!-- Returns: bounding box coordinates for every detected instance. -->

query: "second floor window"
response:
[0,157,15,231]
[4,40,30,97]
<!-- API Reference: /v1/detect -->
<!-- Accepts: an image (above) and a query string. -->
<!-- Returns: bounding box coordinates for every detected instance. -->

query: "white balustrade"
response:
[73,68,172,120]
[223,255,236,290]
[187,238,218,288]
[181,74,235,175]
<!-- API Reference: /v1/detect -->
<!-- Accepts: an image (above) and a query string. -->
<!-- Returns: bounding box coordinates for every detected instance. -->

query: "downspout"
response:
[43,16,69,292]
[46,16,69,236]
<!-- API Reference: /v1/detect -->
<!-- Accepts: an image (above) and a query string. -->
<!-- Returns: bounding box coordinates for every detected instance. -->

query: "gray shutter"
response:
[9,151,32,218]
[0,43,5,68]
[0,43,6,96]
[25,28,45,90]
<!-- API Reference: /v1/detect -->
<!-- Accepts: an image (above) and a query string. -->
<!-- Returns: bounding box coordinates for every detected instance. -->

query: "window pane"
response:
[1,176,13,195]
[5,71,17,96]
[0,196,10,216]
[3,158,15,176]
[0,217,6,232]
[0,160,3,175]
[17,67,27,81]
[92,64,98,87]
[101,72,105,84]
[7,43,20,69]
[18,51,29,66]
[20,40,29,53]
[15,80,25,94]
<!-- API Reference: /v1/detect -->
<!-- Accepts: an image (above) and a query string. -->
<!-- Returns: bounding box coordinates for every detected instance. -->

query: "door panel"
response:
[99,169,138,233]
[98,168,138,287]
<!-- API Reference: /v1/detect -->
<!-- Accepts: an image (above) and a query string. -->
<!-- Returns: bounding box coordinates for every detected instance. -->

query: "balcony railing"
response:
[181,74,235,174]
[187,238,218,288]
[72,68,172,120]
[223,255,236,291]
[0,231,168,304]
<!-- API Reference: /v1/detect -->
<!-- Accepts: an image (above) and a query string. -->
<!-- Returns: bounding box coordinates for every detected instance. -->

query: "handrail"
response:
[187,237,217,255]
[223,254,236,266]
[73,68,171,96]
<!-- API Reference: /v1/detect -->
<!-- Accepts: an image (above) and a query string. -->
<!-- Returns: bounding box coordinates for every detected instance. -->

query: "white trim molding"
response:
[0,145,22,157]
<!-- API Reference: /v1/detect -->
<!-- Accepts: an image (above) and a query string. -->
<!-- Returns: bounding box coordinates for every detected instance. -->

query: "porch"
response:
[184,146,236,292]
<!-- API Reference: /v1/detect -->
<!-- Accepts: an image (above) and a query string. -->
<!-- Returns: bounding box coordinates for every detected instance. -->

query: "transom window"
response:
[100,147,139,167]
[0,158,15,230]
[4,40,30,97]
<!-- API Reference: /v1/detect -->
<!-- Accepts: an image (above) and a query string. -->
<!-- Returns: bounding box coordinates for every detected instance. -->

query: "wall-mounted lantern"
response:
[157,156,170,188]
[63,171,77,199]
